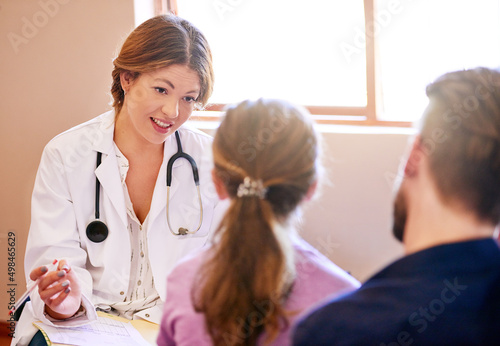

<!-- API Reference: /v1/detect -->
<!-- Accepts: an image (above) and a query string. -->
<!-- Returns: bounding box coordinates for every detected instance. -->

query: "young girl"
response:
[158,98,360,345]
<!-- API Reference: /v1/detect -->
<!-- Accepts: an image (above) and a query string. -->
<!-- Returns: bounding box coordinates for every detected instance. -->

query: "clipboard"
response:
[32,311,158,345]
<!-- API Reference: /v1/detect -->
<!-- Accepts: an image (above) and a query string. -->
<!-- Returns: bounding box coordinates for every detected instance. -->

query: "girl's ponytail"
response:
[193,99,319,345]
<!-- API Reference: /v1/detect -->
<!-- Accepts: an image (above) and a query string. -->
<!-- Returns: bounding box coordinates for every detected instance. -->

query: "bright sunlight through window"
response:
[377,0,500,121]
[178,0,367,107]
[176,0,500,123]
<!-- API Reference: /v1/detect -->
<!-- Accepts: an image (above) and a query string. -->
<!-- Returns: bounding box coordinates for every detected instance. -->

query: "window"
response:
[157,0,500,126]
[376,0,500,121]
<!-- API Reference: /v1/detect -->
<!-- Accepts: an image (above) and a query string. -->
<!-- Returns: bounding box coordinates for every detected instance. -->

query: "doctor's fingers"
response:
[29,259,72,281]
[38,279,71,303]
[29,265,51,281]
[37,269,69,293]
[57,259,72,274]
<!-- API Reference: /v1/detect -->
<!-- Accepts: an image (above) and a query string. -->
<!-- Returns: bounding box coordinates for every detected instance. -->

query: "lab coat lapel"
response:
[94,152,128,227]
[92,111,128,228]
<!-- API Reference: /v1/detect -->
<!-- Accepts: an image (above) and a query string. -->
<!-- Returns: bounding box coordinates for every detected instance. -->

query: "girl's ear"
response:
[212,170,229,200]
[304,180,318,202]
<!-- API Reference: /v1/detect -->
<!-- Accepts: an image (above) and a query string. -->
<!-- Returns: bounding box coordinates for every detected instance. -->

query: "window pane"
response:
[178,0,367,107]
[377,0,500,122]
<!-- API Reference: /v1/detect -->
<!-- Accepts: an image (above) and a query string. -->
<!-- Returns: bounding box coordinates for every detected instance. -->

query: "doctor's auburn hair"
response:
[193,99,321,345]
[110,14,214,114]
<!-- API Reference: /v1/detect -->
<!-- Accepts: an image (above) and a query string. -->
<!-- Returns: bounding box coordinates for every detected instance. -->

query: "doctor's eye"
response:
[154,87,167,94]
[183,96,197,103]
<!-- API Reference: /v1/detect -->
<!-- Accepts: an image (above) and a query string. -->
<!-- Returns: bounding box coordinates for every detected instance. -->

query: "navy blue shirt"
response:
[293,239,500,345]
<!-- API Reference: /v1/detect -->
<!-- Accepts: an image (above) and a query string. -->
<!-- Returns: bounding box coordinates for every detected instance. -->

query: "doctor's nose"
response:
[162,99,179,119]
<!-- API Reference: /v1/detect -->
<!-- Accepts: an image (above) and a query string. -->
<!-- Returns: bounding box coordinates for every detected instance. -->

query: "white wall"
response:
[0,0,410,323]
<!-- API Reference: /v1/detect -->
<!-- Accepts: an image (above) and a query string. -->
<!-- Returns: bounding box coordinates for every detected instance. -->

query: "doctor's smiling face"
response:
[117,64,201,146]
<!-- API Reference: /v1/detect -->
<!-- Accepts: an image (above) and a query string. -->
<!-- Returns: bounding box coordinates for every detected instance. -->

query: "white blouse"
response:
[109,143,161,320]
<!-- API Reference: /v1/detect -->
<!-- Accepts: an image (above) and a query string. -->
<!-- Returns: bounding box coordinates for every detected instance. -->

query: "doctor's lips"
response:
[151,117,173,129]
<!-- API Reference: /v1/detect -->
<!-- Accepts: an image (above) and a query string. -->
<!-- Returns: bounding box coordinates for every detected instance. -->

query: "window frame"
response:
[156,0,412,127]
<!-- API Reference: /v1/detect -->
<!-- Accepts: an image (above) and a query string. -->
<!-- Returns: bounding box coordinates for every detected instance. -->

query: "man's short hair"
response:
[420,67,500,225]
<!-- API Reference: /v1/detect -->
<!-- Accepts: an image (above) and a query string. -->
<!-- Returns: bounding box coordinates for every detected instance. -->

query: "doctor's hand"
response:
[30,259,82,320]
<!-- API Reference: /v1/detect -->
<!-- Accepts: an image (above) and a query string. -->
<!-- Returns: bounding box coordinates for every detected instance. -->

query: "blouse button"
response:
[137,280,142,286]
[120,291,125,295]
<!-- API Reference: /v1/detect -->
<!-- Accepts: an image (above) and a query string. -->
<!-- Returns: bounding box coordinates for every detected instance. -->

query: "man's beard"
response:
[392,187,407,243]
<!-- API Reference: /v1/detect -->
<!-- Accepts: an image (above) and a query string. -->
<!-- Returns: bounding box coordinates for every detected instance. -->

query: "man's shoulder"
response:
[293,240,500,345]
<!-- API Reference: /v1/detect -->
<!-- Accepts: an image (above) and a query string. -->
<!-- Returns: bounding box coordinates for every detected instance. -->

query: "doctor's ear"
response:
[120,71,137,94]
[212,170,229,200]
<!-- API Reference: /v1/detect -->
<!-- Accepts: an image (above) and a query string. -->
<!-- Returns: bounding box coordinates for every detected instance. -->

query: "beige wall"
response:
[0,0,409,323]
[0,0,135,322]
[196,123,410,281]
[299,128,409,280]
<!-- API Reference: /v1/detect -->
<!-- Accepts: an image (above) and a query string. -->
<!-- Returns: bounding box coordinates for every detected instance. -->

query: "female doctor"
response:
[13,14,225,345]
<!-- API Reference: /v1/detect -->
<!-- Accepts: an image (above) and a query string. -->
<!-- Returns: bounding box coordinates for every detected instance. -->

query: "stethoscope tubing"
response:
[94,152,102,220]
[166,132,200,187]
[87,131,203,242]
[166,131,203,236]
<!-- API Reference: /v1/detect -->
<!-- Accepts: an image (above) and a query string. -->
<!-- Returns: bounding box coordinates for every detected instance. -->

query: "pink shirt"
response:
[157,236,360,345]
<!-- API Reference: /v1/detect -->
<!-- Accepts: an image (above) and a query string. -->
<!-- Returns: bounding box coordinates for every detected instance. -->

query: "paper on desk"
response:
[33,315,151,346]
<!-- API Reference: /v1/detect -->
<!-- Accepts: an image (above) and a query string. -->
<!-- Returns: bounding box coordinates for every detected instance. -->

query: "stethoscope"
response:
[166,131,203,236]
[86,131,203,242]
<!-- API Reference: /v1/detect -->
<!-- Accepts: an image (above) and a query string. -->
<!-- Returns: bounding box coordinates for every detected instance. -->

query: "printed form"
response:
[33,315,151,346]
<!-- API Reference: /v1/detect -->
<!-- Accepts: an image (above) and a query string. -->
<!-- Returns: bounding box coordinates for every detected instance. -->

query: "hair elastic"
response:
[237,177,267,199]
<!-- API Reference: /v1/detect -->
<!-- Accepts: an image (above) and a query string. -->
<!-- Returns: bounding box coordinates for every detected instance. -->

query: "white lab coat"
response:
[12,110,226,345]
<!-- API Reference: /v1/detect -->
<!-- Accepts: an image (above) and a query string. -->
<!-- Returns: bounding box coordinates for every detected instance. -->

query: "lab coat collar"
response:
[92,110,116,155]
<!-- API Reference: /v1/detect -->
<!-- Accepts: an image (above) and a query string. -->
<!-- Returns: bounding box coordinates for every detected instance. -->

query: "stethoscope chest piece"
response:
[86,220,109,243]
[88,151,109,243]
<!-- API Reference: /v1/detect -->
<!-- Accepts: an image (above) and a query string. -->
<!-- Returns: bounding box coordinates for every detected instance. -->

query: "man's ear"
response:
[120,71,134,94]
[212,170,229,200]
[404,135,424,178]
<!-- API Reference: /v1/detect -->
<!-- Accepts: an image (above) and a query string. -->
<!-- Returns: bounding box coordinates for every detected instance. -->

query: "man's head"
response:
[393,67,500,242]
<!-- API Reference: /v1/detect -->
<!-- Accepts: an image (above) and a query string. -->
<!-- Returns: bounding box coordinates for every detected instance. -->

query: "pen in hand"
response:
[9,259,59,315]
